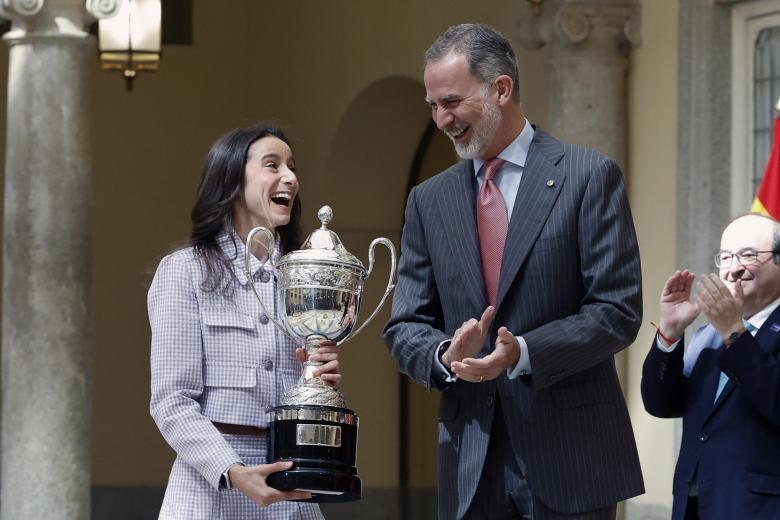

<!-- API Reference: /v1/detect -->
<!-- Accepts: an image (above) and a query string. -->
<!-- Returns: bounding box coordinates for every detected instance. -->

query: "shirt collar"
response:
[474,118,533,177]
[746,295,780,331]
[217,225,279,286]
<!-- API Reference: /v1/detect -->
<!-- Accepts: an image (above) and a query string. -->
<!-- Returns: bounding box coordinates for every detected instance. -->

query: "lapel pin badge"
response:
[770,323,780,332]
[546,179,555,187]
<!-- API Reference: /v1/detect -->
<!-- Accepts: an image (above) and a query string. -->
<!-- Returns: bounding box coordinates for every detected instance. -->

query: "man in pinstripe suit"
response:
[383,24,644,519]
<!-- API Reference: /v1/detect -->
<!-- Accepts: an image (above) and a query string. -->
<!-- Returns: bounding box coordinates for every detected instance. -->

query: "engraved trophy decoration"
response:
[244,205,396,502]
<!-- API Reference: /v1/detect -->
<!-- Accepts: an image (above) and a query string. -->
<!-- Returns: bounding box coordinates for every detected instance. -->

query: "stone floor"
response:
[91,486,437,519]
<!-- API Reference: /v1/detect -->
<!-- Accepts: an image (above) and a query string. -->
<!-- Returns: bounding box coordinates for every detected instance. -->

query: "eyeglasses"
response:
[714,249,775,268]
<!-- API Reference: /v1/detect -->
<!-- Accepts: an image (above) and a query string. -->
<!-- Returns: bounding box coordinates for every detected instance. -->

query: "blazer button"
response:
[259,313,269,325]
[263,359,274,371]
[259,270,271,283]
[699,433,709,442]
[487,396,494,407]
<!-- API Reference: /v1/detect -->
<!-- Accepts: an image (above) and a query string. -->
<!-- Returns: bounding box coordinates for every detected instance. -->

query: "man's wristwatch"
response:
[723,326,747,349]
[438,341,451,366]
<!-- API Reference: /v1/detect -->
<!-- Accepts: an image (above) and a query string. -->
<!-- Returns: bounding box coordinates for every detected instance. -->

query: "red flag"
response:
[753,115,780,219]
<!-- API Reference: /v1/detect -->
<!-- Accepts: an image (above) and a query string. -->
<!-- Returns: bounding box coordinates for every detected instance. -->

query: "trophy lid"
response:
[277,205,366,271]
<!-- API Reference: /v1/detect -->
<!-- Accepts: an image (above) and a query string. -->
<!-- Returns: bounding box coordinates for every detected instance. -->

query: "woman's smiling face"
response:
[234,136,299,234]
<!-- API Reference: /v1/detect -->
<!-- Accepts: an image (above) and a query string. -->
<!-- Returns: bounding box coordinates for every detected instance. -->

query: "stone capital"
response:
[85,0,121,20]
[0,0,122,20]
[2,0,106,43]
[0,0,45,20]
[519,0,641,54]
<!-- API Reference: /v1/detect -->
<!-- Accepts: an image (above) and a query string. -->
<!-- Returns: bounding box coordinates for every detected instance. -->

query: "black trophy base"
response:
[268,404,361,503]
[266,466,361,503]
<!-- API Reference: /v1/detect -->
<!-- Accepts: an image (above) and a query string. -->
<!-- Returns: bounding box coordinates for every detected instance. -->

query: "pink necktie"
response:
[477,158,507,307]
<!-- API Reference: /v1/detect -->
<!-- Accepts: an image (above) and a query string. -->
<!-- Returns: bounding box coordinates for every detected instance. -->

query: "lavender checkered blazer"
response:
[149,228,322,519]
[384,126,645,519]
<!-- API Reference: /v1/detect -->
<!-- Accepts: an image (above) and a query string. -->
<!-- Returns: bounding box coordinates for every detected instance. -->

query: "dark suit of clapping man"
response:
[383,23,644,520]
[642,213,780,520]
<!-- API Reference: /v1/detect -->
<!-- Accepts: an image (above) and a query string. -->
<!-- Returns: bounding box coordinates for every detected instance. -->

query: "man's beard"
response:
[448,94,501,159]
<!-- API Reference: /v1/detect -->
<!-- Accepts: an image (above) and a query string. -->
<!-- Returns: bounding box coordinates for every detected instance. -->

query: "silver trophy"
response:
[244,205,396,501]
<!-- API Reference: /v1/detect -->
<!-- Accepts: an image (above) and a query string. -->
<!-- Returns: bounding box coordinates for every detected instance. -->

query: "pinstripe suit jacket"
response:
[384,127,644,519]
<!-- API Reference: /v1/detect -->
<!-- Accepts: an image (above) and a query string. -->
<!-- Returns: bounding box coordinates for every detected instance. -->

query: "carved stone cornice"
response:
[520,0,641,58]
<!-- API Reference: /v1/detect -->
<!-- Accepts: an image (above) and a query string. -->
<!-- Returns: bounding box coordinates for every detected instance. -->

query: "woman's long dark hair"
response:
[189,124,303,294]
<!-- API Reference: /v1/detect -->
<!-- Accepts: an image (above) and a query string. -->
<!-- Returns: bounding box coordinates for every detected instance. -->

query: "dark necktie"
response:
[477,158,507,307]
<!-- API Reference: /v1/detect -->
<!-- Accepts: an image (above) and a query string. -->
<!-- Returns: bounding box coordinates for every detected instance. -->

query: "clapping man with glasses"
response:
[641,212,780,520]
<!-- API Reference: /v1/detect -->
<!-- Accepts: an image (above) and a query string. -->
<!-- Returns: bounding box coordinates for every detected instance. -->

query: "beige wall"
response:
[625,0,679,514]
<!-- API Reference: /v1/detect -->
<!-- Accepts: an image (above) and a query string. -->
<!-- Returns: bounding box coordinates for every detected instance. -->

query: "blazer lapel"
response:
[437,161,486,312]
[495,129,565,309]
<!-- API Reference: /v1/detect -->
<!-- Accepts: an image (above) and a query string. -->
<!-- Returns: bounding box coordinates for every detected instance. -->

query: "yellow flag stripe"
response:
[752,197,770,216]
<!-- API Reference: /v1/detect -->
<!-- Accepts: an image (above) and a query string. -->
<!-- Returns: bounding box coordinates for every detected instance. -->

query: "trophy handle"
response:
[338,237,397,346]
[244,227,292,338]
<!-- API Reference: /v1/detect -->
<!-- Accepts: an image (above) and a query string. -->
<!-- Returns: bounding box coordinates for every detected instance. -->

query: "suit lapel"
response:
[437,161,486,312]
[495,129,565,309]
[752,304,780,356]
[709,304,780,415]
[709,363,731,414]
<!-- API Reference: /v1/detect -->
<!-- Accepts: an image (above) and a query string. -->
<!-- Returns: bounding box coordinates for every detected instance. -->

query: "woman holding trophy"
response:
[148,124,339,519]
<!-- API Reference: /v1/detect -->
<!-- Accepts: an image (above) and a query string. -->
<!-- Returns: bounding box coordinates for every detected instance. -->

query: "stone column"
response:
[677,0,739,287]
[519,0,641,169]
[0,0,116,518]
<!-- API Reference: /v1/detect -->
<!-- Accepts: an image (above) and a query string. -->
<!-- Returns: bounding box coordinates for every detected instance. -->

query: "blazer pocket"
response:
[201,306,258,362]
[551,378,613,409]
[438,395,459,422]
[747,471,780,496]
[201,306,256,330]
[204,362,257,388]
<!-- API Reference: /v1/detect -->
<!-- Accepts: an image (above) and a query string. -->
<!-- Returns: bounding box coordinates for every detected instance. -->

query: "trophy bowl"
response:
[279,260,364,344]
[245,205,396,502]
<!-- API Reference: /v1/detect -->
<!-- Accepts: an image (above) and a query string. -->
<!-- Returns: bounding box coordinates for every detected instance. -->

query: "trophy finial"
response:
[318,205,333,228]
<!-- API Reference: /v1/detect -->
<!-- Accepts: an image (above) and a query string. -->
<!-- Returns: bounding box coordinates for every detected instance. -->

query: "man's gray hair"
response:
[424,23,521,103]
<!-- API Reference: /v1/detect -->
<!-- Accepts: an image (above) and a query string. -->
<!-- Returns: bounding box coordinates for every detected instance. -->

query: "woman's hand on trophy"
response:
[229,461,312,506]
[295,340,341,387]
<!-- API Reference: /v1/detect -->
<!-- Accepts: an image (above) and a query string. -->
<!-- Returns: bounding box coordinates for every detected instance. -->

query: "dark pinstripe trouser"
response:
[463,399,617,520]
[464,399,532,519]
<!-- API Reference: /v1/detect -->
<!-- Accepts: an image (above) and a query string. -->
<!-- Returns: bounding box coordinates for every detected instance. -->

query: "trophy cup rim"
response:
[276,251,366,273]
